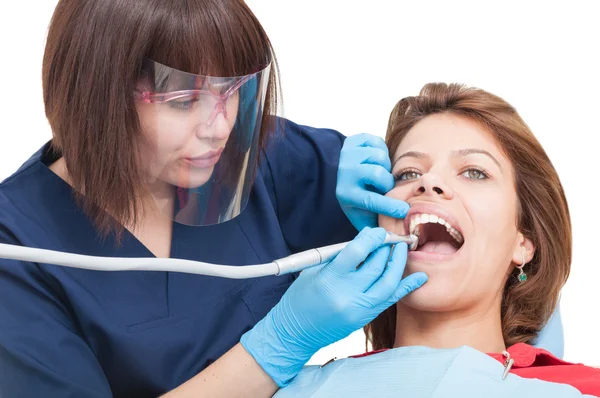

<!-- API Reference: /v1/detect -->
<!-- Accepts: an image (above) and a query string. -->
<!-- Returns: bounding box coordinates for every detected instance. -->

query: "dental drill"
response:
[0,233,418,279]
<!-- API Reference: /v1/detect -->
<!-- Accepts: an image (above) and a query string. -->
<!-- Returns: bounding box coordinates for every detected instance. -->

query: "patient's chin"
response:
[398,272,472,313]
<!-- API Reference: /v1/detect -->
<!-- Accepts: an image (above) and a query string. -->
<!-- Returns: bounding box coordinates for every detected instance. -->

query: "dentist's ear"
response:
[512,232,535,266]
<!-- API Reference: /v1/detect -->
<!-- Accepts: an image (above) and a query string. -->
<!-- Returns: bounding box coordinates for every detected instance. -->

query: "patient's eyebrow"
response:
[452,149,501,169]
[392,151,427,168]
[392,149,502,169]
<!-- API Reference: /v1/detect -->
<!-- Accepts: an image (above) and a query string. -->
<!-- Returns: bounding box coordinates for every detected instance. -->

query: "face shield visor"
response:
[135,58,270,226]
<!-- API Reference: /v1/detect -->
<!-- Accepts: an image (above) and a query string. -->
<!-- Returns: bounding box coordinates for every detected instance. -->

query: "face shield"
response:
[135,58,270,226]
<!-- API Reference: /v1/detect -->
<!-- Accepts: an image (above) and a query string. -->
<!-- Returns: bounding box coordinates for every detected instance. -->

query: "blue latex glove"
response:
[240,227,428,387]
[336,133,410,231]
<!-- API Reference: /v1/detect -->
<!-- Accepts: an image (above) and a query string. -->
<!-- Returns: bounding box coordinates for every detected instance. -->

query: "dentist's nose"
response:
[194,113,231,142]
[412,173,453,200]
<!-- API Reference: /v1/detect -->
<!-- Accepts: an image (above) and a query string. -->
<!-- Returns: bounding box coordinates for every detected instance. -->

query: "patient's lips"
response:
[409,213,464,246]
[404,203,464,259]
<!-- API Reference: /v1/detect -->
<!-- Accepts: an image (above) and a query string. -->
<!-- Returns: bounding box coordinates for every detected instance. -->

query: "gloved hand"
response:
[336,133,410,231]
[240,227,428,387]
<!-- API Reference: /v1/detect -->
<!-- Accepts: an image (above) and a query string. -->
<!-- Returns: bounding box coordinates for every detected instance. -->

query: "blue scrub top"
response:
[0,119,357,397]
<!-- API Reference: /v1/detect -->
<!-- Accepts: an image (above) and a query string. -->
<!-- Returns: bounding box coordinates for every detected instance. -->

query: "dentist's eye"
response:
[394,168,422,181]
[461,167,489,180]
[167,95,200,111]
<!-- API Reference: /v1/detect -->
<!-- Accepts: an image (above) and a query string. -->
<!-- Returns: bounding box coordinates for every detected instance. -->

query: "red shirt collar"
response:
[487,342,578,368]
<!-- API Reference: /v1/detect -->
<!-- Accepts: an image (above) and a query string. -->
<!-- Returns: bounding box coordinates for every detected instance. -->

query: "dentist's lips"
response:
[184,148,224,168]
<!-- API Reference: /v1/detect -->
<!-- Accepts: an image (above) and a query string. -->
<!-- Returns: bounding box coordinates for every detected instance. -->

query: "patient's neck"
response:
[393,301,506,354]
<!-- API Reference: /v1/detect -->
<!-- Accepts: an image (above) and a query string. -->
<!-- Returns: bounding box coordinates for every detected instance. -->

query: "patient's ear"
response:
[512,232,535,265]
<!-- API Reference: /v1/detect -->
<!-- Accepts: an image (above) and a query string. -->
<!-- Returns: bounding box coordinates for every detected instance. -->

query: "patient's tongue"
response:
[419,241,457,254]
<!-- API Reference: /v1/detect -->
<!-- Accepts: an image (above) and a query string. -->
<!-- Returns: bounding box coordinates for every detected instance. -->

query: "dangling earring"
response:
[516,248,527,282]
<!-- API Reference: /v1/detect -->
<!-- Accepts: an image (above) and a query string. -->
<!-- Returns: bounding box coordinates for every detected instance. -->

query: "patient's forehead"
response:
[393,113,508,165]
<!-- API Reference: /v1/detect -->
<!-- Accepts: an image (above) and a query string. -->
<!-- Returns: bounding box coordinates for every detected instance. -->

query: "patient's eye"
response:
[394,169,421,181]
[461,168,489,180]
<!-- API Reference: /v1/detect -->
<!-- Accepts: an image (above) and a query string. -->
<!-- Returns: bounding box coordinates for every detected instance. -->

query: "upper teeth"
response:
[409,213,464,244]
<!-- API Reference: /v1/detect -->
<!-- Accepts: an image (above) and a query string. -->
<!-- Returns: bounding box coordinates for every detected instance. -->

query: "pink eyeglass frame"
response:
[134,74,253,124]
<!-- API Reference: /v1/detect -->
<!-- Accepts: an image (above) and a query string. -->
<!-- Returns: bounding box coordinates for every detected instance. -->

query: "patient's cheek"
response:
[378,191,408,234]
[378,213,393,230]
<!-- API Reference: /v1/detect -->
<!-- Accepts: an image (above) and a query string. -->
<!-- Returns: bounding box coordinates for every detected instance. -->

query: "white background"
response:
[0,1,598,367]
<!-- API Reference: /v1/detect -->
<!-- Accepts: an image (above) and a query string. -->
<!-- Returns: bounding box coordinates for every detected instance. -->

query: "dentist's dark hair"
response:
[365,82,571,349]
[42,0,281,239]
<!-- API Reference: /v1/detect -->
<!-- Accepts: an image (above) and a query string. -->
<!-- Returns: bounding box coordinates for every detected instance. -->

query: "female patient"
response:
[275,83,600,397]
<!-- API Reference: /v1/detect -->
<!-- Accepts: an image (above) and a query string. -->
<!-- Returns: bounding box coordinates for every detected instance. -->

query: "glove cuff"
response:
[240,312,311,387]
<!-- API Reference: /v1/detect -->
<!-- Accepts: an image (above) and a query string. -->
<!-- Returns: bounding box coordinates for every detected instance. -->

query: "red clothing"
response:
[349,343,600,396]
[488,343,600,396]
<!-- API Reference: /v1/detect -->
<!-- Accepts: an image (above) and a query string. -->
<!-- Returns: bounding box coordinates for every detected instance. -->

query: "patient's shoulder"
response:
[489,343,600,396]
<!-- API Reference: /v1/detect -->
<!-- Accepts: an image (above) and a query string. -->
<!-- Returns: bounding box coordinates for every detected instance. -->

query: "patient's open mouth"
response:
[409,213,464,254]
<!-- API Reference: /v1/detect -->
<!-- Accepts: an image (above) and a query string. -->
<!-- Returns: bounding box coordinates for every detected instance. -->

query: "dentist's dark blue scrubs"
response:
[0,119,356,398]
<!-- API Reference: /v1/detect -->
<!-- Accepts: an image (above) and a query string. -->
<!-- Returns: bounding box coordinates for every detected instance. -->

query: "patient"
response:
[275,83,600,397]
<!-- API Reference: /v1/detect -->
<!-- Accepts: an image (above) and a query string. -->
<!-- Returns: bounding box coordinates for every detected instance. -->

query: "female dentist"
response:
[0,1,423,397]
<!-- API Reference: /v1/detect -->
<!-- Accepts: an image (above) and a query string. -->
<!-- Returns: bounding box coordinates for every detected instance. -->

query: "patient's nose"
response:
[413,173,453,200]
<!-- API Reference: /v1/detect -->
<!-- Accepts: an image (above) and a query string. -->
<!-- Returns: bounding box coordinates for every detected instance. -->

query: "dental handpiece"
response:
[0,233,418,279]
[274,233,419,276]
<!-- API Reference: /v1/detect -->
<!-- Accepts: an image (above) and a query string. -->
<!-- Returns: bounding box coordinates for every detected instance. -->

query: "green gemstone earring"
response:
[516,249,527,282]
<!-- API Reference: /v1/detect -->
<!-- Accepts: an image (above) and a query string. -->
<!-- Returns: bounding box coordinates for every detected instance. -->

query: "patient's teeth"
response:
[453,229,464,243]
[409,214,464,245]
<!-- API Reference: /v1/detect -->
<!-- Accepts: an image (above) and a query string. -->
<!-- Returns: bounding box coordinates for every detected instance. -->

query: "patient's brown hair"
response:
[42,0,280,238]
[365,83,571,349]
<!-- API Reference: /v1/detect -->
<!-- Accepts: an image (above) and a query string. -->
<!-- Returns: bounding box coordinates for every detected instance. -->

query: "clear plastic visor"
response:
[135,58,271,226]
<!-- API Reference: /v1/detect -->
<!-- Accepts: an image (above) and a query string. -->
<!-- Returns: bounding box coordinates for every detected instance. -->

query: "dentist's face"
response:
[136,95,238,189]
[379,113,527,313]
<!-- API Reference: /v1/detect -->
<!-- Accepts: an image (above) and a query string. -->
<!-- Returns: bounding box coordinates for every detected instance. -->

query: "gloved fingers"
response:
[335,208,376,231]
[343,133,389,154]
[324,227,388,277]
[349,245,392,292]
[296,262,326,281]
[335,166,395,210]
[365,242,410,300]
[352,186,410,219]
[340,147,391,170]
[385,272,428,306]
[356,164,396,194]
